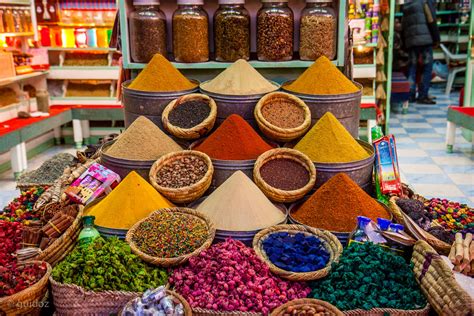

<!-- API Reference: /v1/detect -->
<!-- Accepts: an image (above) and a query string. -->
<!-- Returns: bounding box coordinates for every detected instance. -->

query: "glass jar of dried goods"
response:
[3,7,14,33]
[12,7,21,32]
[214,0,250,62]
[257,0,294,61]
[299,0,337,60]
[172,0,209,63]
[129,0,167,63]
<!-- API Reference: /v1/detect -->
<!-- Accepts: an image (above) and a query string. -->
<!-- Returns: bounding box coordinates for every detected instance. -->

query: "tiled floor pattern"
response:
[0,88,472,208]
[391,88,474,205]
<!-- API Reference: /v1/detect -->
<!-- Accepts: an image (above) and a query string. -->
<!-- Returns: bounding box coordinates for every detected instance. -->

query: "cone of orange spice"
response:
[292,173,390,232]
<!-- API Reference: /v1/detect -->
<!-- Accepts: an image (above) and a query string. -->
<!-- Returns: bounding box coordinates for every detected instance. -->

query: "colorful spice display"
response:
[105,116,182,161]
[200,59,277,95]
[52,237,168,292]
[310,242,426,311]
[261,96,305,129]
[132,211,208,258]
[168,99,211,129]
[260,159,309,191]
[425,198,474,235]
[17,153,77,185]
[294,112,370,163]
[195,114,273,160]
[170,239,311,314]
[86,171,173,230]
[127,54,197,92]
[292,173,390,232]
[0,220,22,267]
[155,156,208,188]
[0,261,48,297]
[123,286,185,315]
[263,232,330,272]
[284,56,358,95]
[197,171,286,231]
[0,187,46,223]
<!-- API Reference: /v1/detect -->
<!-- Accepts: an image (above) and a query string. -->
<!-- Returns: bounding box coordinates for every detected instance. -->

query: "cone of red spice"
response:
[292,173,390,232]
[194,114,273,160]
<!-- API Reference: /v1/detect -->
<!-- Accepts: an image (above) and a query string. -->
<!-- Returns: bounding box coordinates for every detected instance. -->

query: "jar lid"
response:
[219,0,245,4]
[177,0,204,4]
[133,0,160,5]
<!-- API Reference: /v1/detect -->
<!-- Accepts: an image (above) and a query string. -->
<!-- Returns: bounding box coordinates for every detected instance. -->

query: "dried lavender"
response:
[17,153,77,184]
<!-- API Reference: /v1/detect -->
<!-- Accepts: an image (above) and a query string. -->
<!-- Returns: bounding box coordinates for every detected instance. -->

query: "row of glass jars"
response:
[129,0,337,63]
[0,6,33,34]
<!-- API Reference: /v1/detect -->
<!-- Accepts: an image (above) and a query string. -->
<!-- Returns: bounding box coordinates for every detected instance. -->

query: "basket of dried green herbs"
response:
[50,237,168,314]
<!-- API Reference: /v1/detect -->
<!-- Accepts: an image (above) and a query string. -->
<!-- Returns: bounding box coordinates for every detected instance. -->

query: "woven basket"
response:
[253,224,342,281]
[126,207,216,267]
[121,290,192,315]
[0,261,52,315]
[50,277,140,315]
[255,92,311,142]
[162,93,217,140]
[271,298,344,316]
[412,240,473,316]
[31,204,84,267]
[389,196,451,255]
[253,148,316,203]
[343,304,430,315]
[149,150,214,204]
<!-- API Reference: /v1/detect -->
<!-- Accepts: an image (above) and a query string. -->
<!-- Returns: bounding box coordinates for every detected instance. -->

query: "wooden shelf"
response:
[57,23,114,28]
[0,32,34,37]
[0,0,31,5]
[50,97,119,106]
[48,66,119,80]
[48,47,117,52]
[0,72,48,88]
[353,64,376,79]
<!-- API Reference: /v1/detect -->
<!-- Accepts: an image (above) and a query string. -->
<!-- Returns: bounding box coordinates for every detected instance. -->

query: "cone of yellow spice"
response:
[128,54,197,92]
[294,112,370,163]
[284,56,359,95]
[86,171,173,230]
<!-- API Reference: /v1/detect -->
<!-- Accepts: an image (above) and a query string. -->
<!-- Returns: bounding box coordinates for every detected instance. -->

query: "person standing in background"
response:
[402,0,440,104]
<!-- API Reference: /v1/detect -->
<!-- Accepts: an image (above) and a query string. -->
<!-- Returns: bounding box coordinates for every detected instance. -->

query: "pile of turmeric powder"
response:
[284,56,359,95]
[294,112,370,163]
[128,54,197,92]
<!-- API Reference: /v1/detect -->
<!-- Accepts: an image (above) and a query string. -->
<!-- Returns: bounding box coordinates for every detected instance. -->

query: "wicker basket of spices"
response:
[253,148,316,203]
[121,289,192,315]
[30,203,84,266]
[162,93,217,140]
[253,224,342,281]
[126,207,216,267]
[271,298,344,316]
[50,277,141,315]
[389,196,451,255]
[0,261,52,315]
[149,150,214,204]
[343,304,431,315]
[255,92,311,142]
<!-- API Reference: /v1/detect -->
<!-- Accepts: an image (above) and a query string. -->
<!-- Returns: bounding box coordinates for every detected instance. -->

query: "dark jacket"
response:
[402,0,440,48]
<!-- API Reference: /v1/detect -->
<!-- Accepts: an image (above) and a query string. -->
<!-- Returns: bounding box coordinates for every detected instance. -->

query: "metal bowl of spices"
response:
[255,92,311,143]
[122,79,200,130]
[162,93,217,140]
[149,150,214,204]
[253,148,316,203]
[281,81,362,138]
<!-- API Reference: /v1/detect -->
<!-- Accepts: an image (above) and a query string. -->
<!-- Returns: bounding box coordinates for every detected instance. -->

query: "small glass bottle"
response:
[78,216,100,247]
[214,0,250,62]
[172,0,209,63]
[349,216,371,243]
[257,0,294,61]
[129,0,167,63]
[299,0,337,60]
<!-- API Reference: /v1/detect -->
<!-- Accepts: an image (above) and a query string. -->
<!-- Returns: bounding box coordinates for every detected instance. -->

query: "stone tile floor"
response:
[0,87,472,207]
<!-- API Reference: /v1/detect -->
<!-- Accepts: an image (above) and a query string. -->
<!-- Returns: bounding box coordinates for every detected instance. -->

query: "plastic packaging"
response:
[299,0,337,60]
[377,218,392,231]
[129,0,167,63]
[172,0,209,63]
[257,0,294,61]
[214,0,250,61]
[349,216,371,243]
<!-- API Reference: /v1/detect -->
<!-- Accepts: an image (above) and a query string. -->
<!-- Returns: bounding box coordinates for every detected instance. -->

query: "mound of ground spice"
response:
[284,56,359,95]
[292,173,390,232]
[105,116,182,161]
[294,112,370,163]
[128,54,197,92]
[194,114,273,160]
